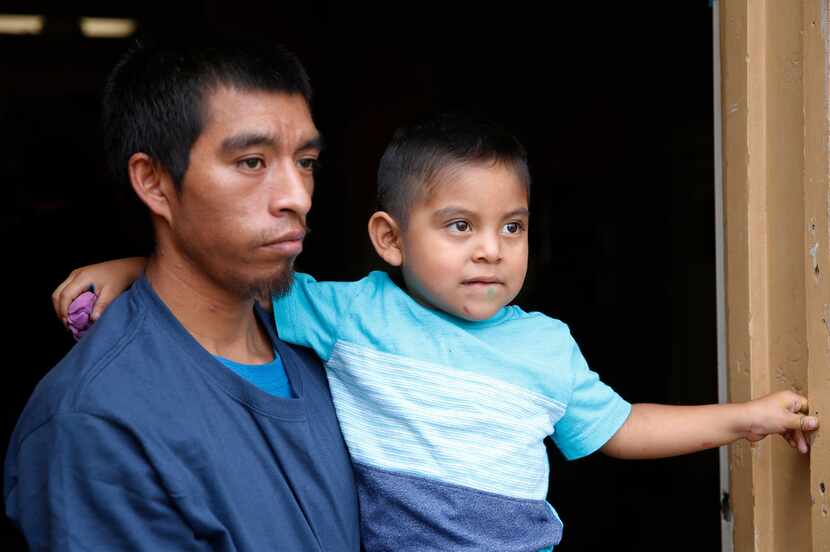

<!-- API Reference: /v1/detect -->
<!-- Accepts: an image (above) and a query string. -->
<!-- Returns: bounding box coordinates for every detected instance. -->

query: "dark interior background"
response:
[1,2,718,550]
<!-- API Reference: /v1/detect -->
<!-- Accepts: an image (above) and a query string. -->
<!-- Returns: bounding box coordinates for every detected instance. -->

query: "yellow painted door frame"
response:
[720,1,830,550]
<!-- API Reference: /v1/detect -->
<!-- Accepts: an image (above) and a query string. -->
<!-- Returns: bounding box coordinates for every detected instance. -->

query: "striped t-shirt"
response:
[274,271,631,551]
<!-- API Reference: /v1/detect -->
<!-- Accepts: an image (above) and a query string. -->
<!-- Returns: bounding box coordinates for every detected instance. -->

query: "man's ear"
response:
[368,211,404,267]
[128,153,176,224]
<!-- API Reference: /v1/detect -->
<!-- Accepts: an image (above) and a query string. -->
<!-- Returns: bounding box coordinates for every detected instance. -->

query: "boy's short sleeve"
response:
[552,334,631,460]
[272,272,360,361]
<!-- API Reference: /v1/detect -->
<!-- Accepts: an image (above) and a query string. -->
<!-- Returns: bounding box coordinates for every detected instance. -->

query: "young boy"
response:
[53,115,818,551]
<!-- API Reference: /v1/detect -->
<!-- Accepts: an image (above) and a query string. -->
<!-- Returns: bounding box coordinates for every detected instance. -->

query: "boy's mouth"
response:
[462,277,503,286]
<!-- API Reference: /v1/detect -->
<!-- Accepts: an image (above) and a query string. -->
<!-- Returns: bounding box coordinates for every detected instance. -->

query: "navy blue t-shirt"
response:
[4,276,360,551]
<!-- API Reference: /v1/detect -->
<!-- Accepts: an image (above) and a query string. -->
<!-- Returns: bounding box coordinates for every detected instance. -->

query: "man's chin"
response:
[248,265,295,303]
[266,269,295,299]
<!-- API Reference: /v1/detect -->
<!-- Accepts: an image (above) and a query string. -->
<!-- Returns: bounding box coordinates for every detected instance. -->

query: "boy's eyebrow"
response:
[503,207,530,219]
[432,206,475,220]
[431,206,530,220]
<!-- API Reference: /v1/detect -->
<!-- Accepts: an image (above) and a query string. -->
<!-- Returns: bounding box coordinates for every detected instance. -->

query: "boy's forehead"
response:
[419,161,529,205]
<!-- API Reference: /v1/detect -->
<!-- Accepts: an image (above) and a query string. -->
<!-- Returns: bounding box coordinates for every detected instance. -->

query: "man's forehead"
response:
[202,86,317,141]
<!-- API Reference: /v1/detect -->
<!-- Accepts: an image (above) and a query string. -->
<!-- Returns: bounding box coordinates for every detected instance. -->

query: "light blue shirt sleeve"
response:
[551,334,631,460]
[272,272,362,361]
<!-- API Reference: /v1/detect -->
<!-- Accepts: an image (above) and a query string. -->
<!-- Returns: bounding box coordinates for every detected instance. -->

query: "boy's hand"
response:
[743,390,818,454]
[52,257,147,330]
[602,392,819,460]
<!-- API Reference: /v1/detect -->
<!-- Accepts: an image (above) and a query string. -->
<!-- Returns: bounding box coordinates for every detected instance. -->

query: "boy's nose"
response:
[473,234,502,263]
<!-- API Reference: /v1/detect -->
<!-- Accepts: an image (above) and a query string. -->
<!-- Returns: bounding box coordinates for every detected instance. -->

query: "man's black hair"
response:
[102,36,312,192]
[376,113,530,226]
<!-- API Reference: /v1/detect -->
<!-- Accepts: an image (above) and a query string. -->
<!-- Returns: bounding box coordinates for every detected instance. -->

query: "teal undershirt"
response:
[215,351,293,398]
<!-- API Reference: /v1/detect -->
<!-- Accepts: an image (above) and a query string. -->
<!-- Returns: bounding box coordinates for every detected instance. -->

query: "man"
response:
[4,38,360,550]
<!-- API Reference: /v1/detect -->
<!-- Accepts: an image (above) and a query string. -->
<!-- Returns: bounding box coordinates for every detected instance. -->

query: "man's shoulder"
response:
[14,286,175,440]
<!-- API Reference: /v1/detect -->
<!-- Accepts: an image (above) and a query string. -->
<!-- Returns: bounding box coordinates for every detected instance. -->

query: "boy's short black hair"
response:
[102,36,312,192]
[376,113,530,226]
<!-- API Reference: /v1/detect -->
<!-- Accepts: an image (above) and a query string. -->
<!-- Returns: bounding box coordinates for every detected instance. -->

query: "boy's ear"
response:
[128,153,176,224]
[368,211,404,267]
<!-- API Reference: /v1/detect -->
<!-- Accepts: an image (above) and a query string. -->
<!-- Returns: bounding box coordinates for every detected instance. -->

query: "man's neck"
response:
[144,255,273,364]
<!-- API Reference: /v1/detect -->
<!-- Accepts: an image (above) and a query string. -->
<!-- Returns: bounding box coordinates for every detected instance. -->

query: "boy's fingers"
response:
[60,279,95,319]
[91,297,107,321]
[59,286,76,320]
[52,273,76,316]
[794,396,809,414]
[785,430,799,450]
[794,414,818,432]
[794,429,809,454]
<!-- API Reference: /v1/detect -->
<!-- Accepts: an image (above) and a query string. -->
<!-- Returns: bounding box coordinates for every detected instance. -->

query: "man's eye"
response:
[239,158,264,170]
[298,158,318,171]
[450,221,470,232]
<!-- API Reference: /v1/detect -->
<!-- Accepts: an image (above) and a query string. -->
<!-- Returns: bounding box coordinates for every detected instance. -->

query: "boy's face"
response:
[399,162,529,321]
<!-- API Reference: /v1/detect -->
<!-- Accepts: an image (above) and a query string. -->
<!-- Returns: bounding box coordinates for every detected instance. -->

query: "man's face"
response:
[398,162,529,321]
[167,87,320,299]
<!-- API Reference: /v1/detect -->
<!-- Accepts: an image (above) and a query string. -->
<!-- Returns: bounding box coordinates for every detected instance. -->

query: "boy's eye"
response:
[450,220,470,233]
[239,158,264,170]
[503,222,523,234]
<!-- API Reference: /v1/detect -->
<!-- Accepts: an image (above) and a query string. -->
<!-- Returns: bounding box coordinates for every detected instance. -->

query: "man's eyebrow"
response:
[221,132,324,155]
[220,132,276,153]
[299,135,324,153]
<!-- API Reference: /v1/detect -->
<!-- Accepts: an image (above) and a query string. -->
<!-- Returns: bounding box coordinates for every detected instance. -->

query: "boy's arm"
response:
[52,257,147,324]
[272,273,360,357]
[600,390,818,459]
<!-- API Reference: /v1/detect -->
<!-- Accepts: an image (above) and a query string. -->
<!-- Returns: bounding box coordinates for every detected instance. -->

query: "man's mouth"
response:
[260,229,306,256]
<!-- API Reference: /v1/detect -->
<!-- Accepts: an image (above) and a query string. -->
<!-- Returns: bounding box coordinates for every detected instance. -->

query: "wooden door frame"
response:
[719,1,830,550]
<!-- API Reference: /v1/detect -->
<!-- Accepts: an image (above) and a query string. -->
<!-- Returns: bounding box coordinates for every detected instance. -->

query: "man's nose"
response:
[268,160,312,219]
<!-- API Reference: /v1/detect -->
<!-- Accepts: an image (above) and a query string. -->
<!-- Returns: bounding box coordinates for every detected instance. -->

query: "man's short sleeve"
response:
[6,412,204,551]
[272,272,361,360]
[551,334,631,460]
